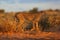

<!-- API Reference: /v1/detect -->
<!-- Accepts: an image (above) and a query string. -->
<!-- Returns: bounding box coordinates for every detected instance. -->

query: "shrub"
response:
[38,14,50,32]
[19,21,33,32]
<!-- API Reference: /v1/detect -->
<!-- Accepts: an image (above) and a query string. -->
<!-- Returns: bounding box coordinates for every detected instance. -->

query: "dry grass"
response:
[0,9,60,40]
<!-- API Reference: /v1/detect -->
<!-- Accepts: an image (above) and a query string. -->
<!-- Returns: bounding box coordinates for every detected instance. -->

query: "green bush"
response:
[38,15,50,32]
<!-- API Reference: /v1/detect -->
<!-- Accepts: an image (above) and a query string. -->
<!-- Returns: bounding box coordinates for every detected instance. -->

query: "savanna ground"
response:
[0,8,60,40]
[0,32,60,40]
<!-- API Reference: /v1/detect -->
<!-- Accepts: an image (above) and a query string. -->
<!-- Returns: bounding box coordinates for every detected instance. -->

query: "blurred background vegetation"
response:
[0,8,60,33]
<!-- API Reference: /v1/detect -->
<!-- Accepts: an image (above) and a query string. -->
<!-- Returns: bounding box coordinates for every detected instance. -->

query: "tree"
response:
[29,7,38,13]
[0,9,5,13]
[55,9,60,12]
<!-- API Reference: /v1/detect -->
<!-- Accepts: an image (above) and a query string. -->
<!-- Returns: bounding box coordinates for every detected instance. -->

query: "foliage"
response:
[0,9,60,33]
[38,14,50,32]
[29,7,38,13]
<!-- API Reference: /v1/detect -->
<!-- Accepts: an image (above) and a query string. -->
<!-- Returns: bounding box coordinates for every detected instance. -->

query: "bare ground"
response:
[0,32,60,40]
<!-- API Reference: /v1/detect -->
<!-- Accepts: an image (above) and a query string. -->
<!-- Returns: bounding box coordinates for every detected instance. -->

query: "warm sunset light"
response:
[0,0,60,40]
